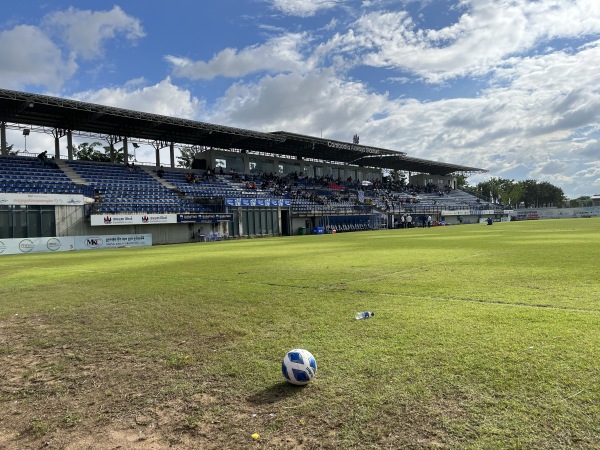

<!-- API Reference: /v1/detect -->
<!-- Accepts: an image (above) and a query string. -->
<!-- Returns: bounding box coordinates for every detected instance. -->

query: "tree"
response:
[500,182,524,209]
[455,174,469,189]
[569,196,592,207]
[177,146,199,169]
[390,169,407,186]
[102,145,127,164]
[514,179,565,208]
[537,181,565,207]
[5,144,17,155]
[468,178,565,208]
[74,142,105,161]
[74,142,128,163]
[471,177,511,203]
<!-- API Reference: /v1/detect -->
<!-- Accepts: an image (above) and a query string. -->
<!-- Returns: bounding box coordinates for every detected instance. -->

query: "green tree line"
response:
[460,177,569,208]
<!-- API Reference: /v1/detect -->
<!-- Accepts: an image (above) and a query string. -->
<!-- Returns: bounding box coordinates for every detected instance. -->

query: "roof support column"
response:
[155,145,160,167]
[67,130,73,161]
[52,128,66,159]
[170,142,175,168]
[1,122,6,156]
[123,137,129,163]
[242,151,249,173]
[54,135,60,159]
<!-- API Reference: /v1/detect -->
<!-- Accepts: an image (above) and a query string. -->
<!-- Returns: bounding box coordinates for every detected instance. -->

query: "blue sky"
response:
[2,0,600,198]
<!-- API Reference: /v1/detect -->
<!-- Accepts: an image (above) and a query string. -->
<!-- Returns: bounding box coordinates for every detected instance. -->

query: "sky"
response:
[1,0,600,198]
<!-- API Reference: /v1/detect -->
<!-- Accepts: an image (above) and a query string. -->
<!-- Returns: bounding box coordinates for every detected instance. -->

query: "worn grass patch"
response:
[0,218,599,449]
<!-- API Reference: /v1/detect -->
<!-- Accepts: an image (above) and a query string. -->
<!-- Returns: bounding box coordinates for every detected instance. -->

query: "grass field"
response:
[1,219,599,449]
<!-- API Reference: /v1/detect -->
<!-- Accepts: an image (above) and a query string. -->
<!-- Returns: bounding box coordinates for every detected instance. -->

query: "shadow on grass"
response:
[247,381,306,405]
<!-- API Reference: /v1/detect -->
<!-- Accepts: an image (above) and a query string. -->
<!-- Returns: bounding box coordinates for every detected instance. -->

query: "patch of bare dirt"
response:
[0,313,453,449]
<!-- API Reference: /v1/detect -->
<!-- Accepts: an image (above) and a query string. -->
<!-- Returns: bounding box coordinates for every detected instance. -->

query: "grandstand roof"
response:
[0,88,486,176]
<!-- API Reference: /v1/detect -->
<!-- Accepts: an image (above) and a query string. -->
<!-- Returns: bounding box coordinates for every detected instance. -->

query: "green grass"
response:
[0,219,599,448]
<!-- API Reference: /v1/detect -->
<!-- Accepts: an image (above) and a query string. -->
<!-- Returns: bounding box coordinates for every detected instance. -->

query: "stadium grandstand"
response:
[0,88,508,251]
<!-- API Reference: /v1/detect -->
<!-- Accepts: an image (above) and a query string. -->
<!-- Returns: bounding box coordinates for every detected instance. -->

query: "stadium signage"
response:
[441,209,471,216]
[512,207,600,220]
[74,234,152,249]
[90,214,177,226]
[0,237,75,255]
[46,238,63,251]
[0,193,85,206]
[327,141,381,155]
[225,198,291,207]
[177,213,233,223]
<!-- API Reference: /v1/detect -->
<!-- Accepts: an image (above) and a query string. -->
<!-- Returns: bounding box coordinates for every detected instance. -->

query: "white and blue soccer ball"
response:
[281,348,317,385]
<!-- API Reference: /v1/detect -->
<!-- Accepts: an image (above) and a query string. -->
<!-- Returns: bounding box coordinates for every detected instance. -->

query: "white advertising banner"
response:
[513,207,600,220]
[0,237,75,255]
[0,234,152,255]
[73,234,152,249]
[90,214,177,226]
[441,209,470,216]
[0,193,85,206]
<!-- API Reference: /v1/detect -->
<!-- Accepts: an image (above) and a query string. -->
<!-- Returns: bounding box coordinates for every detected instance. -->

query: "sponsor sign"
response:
[512,207,600,220]
[177,213,233,223]
[74,234,152,249]
[225,198,291,207]
[441,209,471,216]
[90,214,177,226]
[0,237,75,255]
[0,234,152,255]
[0,193,85,206]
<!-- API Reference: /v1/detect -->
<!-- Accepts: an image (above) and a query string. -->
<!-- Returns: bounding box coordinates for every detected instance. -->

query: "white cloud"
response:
[268,0,343,17]
[340,0,600,83]
[43,6,145,60]
[0,25,77,91]
[71,78,202,120]
[205,69,389,137]
[167,33,312,80]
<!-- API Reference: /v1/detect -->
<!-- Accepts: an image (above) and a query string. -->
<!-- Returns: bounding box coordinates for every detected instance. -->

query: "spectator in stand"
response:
[37,151,48,167]
[48,156,59,169]
[157,166,165,178]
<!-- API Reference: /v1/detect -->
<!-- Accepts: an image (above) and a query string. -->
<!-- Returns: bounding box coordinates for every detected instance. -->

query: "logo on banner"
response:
[142,215,149,223]
[46,238,62,251]
[84,238,104,248]
[104,216,112,224]
[19,239,34,253]
[0,240,5,253]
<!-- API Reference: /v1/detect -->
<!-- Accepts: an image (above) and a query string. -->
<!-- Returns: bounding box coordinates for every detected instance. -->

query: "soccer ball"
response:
[281,348,317,385]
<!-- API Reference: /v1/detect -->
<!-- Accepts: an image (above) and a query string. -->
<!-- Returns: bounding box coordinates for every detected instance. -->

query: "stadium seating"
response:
[0,155,93,196]
[0,155,500,220]
[65,161,212,214]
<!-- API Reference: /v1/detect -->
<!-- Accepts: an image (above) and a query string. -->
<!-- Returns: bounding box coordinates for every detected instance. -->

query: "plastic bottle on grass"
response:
[355,311,374,320]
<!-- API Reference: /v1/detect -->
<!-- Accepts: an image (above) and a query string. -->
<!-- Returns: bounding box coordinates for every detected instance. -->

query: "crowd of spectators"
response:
[169,165,492,214]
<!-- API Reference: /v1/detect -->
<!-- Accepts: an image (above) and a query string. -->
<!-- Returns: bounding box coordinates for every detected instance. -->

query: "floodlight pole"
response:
[23,128,30,152]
